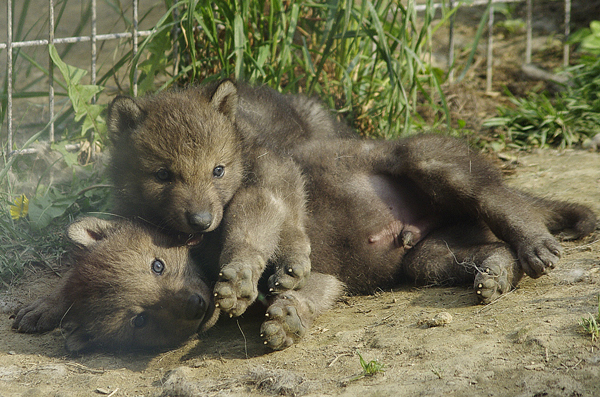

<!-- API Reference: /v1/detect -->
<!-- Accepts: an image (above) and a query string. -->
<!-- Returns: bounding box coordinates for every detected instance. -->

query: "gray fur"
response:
[12,81,597,352]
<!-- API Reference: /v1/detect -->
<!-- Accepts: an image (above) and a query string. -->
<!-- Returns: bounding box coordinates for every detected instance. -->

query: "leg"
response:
[402,223,524,304]
[376,135,562,279]
[267,220,311,292]
[214,155,311,317]
[261,272,344,350]
[214,187,287,317]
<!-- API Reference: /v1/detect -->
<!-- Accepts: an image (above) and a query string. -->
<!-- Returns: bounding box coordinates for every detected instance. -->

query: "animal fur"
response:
[12,82,597,352]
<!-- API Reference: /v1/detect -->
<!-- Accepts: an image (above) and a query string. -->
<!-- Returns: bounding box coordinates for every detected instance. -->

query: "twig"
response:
[328,353,353,367]
[236,320,248,359]
[474,288,517,314]
[65,362,105,374]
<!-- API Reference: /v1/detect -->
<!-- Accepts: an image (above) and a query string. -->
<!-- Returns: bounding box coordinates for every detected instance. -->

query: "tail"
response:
[531,197,597,240]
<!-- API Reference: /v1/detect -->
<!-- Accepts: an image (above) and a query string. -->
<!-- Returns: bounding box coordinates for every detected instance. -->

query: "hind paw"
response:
[474,262,512,304]
[214,262,261,317]
[260,294,308,350]
[267,255,311,293]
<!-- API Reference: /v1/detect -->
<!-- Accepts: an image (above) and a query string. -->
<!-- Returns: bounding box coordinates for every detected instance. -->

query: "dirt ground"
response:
[1,2,600,396]
[0,150,598,397]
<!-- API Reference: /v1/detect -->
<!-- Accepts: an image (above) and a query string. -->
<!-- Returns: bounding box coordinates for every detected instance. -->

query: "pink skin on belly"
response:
[368,221,420,248]
[364,174,434,249]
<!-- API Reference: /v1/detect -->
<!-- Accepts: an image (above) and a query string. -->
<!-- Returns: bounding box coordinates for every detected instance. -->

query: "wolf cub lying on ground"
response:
[12,82,597,352]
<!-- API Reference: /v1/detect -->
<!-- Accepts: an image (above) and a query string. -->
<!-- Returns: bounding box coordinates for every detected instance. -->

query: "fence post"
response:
[6,0,13,150]
[133,0,139,97]
[448,0,455,82]
[486,3,494,93]
[563,0,571,67]
[525,0,532,64]
[49,0,55,143]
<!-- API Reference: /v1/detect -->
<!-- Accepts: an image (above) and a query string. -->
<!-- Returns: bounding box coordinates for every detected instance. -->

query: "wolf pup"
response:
[13,136,597,352]
[11,217,217,352]
[107,81,320,317]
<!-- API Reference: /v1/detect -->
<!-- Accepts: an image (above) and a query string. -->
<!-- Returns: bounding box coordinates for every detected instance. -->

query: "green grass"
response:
[349,351,385,381]
[483,55,600,149]
[133,0,454,137]
[579,295,600,343]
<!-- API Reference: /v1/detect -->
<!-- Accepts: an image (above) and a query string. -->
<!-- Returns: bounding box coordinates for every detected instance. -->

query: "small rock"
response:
[418,312,453,328]
[582,133,600,151]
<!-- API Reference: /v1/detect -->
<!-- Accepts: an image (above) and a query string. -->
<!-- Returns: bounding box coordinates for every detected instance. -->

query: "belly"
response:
[305,172,436,292]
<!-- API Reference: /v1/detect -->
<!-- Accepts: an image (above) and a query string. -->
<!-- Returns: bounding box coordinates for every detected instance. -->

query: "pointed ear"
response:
[67,217,116,248]
[209,79,238,121]
[107,96,145,142]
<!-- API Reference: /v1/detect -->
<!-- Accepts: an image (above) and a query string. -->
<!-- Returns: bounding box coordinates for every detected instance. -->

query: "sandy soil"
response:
[2,1,600,396]
[0,149,598,397]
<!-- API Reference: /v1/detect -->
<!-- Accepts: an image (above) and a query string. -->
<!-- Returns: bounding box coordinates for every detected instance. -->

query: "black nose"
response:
[185,293,207,320]
[188,212,213,231]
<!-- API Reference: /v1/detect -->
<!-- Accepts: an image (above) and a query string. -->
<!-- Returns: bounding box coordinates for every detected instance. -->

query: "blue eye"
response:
[131,313,147,328]
[213,165,225,178]
[151,259,165,275]
[155,168,171,182]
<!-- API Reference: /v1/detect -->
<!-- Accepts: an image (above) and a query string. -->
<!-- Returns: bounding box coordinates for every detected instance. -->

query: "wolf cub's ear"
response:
[67,217,116,248]
[107,96,144,140]
[210,80,238,121]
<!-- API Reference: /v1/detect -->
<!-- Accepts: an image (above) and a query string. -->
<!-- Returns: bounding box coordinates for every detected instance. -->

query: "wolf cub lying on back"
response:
[106,81,345,317]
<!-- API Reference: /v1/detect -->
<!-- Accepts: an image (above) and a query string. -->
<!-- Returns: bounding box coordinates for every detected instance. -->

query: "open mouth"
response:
[177,233,204,246]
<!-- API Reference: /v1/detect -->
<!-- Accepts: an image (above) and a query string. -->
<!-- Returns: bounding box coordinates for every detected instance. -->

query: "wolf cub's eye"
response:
[155,168,171,182]
[151,259,165,275]
[131,313,147,328]
[213,165,225,178]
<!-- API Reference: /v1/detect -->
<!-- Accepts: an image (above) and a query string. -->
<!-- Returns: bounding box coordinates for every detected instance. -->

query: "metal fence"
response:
[2,0,154,155]
[1,0,574,157]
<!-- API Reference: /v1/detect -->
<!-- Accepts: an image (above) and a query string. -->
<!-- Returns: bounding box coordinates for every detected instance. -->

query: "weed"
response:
[349,351,385,381]
[579,295,600,343]
[430,364,443,379]
[133,0,452,138]
[570,21,600,56]
[484,56,600,149]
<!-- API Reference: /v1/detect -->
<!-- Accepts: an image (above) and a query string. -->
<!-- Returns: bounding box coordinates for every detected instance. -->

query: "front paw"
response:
[268,255,311,293]
[12,299,62,333]
[260,293,309,350]
[518,235,562,278]
[213,262,260,317]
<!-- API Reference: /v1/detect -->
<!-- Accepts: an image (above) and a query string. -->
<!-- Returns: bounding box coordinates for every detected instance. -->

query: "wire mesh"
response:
[1,0,573,156]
